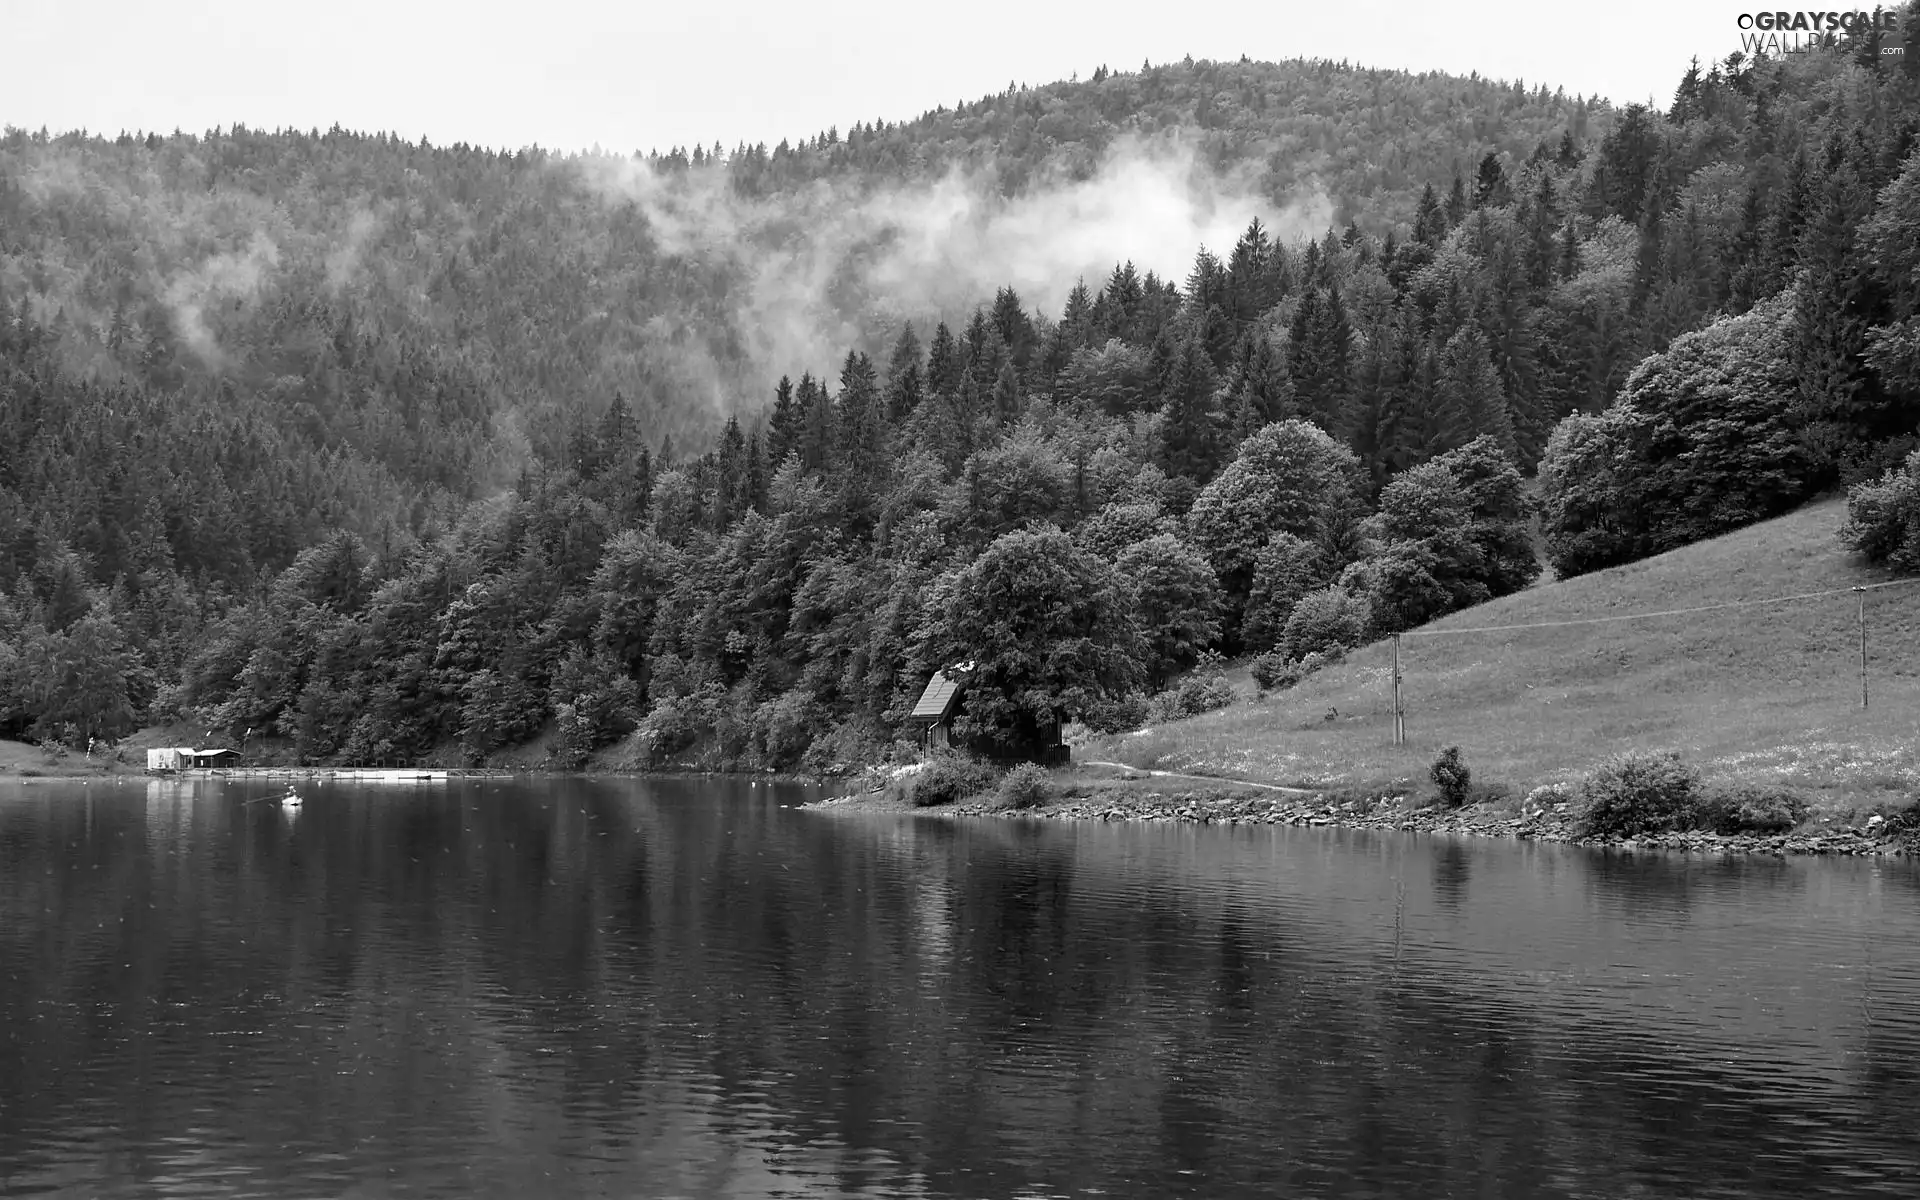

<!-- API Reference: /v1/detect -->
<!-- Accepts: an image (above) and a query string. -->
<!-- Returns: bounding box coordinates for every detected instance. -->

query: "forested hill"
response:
[2,17,1918,770]
[0,57,1602,525]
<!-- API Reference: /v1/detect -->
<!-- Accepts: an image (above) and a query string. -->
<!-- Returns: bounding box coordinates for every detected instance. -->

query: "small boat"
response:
[281,786,303,807]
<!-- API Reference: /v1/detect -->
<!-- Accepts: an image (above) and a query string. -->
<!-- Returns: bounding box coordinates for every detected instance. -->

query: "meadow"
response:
[1094,498,1920,812]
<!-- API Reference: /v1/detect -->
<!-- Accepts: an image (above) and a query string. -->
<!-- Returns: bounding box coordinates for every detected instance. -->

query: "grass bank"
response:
[0,739,140,778]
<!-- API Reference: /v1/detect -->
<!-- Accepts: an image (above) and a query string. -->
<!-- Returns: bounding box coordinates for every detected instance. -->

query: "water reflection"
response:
[1431,838,1472,910]
[2,777,1919,1198]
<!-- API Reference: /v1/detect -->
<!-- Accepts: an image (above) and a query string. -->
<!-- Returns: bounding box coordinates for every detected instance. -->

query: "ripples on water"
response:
[3,777,1919,1198]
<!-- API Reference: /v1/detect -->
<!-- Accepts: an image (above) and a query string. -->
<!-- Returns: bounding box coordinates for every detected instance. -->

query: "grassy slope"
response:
[1097,498,1920,809]
[0,740,134,777]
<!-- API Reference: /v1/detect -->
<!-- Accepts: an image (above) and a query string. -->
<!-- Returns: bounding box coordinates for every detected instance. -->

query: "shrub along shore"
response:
[808,755,1920,858]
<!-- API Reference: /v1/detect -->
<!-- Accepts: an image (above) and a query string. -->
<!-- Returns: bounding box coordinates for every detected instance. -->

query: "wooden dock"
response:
[150,767,502,782]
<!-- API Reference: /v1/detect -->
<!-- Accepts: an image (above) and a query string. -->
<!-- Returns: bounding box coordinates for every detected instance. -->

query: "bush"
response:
[630,687,720,767]
[1573,751,1701,838]
[801,719,891,775]
[753,690,830,769]
[1279,586,1369,661]
[1250,648,1342,695]
[1083,694,1151,734]
[1838,448,1920,573]
[996,763,1052,810]
[1524,783,1574,811]
[909,754,1002,807]
[1430,746,1472,808]
[1148,672,1236,722]
[1248,651,1287,693]
[1692,785,1811,834]
[1874,798,1920,843]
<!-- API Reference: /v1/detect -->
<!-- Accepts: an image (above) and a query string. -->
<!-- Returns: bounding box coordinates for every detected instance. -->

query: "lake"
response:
[3,776,1919,1198]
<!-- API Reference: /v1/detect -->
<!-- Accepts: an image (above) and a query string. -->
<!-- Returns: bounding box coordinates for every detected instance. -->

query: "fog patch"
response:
[162,231,280,367]
[576,134,1333,390]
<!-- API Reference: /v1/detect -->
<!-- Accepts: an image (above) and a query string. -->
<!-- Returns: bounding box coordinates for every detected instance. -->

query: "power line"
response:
[1399,576,1920,638]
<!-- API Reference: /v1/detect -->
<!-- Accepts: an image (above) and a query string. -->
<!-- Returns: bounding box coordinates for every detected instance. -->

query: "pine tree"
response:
[1286,286,1353,439]
[631,443,654,523]
[1224,330,1294,437]
[1060,280,1096,350]
[962,307,996,375]
[1758,148,1812,296]
[1434,323,1516,460]
[1226,217,1273,328]
[715,416,746,529]
[1444,171,1469,226]
[1651,203,1713,347]
[741,430,767,516]
[1558,220,1581,281]
[990,286,1037,372]
[1319,228,1345,283]
[1722,181,1769,313]
[1379,321,1434,476]
[1413,182,1448,246]
[1521,172,1560,290]
[991,360,1022,426]
[1556,130,1581,170]
[1592,103,1663,224]
[1348,326,1396,492]
[1472,151,1510,209]
[1478,236,1544,463]
[1143,327,1180,408]
[883,324,924,423]
[1102,261,1144,342]
[1792,142,1889,477]
[925,322,962,398]
[1300,239,1323,288]
[1185,247,1227,318]
[1157,335,1225,483]
[837,350,885,536]
[796,373,834,474]
[1265,243,1296,307]
[768,375,799,466]
[1669,57,1704,124]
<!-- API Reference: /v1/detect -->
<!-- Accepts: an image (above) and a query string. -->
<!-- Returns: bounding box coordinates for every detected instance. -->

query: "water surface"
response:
[3,776,1919,1198]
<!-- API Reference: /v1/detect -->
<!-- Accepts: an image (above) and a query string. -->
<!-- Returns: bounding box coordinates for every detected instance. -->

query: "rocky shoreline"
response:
[918,789,1915,857]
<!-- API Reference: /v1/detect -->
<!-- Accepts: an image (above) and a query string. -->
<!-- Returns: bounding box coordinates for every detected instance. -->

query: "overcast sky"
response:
[10,1,1753,154]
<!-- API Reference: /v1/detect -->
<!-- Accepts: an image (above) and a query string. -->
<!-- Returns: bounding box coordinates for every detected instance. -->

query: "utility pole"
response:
[1392,633,1405,745]
[1854,586,1868,709]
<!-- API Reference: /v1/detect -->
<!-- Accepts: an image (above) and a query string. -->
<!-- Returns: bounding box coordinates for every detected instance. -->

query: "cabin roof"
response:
[909,665,972,722]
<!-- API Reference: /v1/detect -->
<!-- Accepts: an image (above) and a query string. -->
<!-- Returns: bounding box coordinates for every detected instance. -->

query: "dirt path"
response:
[1075,760,1321,798]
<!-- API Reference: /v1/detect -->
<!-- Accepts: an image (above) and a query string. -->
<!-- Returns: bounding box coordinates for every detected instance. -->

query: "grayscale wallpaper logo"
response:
[1734,9,1906,57]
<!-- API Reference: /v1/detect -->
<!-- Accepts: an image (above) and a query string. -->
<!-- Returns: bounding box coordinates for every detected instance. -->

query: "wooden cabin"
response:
[906,663,1069,766]
[908,666,970,754]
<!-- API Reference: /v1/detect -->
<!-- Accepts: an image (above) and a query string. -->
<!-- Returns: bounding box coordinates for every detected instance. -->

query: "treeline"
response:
[1,16,1917,766]
[693,55,1605,224]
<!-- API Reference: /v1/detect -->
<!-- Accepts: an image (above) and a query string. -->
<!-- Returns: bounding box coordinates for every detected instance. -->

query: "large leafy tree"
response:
[18,613,139,744]
[925,528,1144,753]
[1114,534,1222,688]
[1188,419,1363,644]
[1428,435,1541,597]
